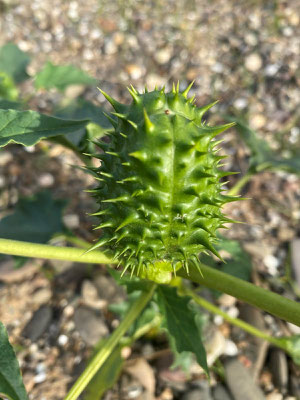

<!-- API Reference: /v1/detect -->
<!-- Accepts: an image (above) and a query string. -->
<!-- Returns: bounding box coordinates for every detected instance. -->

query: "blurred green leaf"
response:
[200,236,252,283]
[0,72,19,101]
[0,43,31,83]
[168,335,194,373]
[157,286,208,375]
[55,99,112,130]
[0,191,66,243]
[0,322,28,400]
[279,335,300,366]
[84,342,124,400]
[0,109,88,147]
[55,99,113,149]
[35,62,96,91]
[232,118,300,175]
[0,98,22,110]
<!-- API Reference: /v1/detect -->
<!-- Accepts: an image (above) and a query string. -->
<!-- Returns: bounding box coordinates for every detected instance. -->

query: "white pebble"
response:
[283,26,293,37]
[234,98,248,109]
[226,306,239,319]
[34,372,46,384]
[63,214,80,229]
[244,33,258,46]
[224,340,238,356]
[264,64,279,77]
[264,254,280,275]
[211,62,224,73]
[155,48,172,65]
[214,315,224,325]
[36,363,46,374]
[38,172,54,187]
[58,334,69,346]
[245,53,263,72]
[0,151,13,166]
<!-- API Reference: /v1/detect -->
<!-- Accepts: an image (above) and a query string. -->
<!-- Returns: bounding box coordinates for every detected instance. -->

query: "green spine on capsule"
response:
[89,84,238,282]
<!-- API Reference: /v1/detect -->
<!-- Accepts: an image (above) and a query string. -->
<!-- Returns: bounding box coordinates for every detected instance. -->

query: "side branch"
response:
[0,238,115,265]
[178,264,300,327]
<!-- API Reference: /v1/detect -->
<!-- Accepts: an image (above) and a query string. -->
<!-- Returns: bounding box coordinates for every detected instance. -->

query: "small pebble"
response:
[211,62,224,73]
[38,173,54,187]
[245,53,263,72]
[125,64,143,80]
[224,340,238,356]
[214,315,224,325]
[32,287,52,305]
[0,151,13,166]
[155,47,172,64]
[266,393,283,400]
[219,294,236,307]
[24,146,35,153]
[226,306,239,319]
[58,334,69,346]
[244,33,258,46]
[264,64,279,77]
[34,372,47,384]
[63,214,80,229]
[251,114,266,129]
[263,254,280,275]
[234,98,248,109]
[121,346,131,359]
[104,38,117,55]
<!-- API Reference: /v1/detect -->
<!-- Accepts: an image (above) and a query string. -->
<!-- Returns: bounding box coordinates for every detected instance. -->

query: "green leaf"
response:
[0,43,31,83]
[168,335,194,373]
[55,99,112,130]
[218,237,252,281]
[233,118,300,175]
[0,72,19,101]
[35,62,96,92]
[84,343,124,400]
[0,98,22,110]
[157,286,208,375]
[0,191,67,243]
[200,236,252,284]
[0,322,28,400]
[54,99,113,149]
[0,109,88,147]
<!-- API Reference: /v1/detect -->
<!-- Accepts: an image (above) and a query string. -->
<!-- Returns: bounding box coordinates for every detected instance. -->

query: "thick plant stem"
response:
[185,288,287,351]
[178,264,300,327]
[64,283,156,400]
[1,238,300,327]
[0,238,115,264]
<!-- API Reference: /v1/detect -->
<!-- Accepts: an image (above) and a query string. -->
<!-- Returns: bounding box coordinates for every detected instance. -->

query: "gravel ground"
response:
[0,0,300,399]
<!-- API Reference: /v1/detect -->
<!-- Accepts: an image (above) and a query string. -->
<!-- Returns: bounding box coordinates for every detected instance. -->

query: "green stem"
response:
[185,288,287,351]
[64,283,156,400]
[178,264,300,327]
[0,238,115,264]
[1,239,300,327]
[228,171,253,196]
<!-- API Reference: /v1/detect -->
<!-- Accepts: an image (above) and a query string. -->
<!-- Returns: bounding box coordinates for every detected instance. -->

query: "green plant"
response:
[0,44,300,400]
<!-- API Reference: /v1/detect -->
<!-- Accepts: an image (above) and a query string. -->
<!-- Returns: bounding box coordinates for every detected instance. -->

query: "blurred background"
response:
[0,0,300,399]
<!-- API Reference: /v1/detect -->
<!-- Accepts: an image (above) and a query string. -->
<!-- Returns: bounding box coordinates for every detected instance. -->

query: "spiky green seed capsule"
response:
[89,84,238,282]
